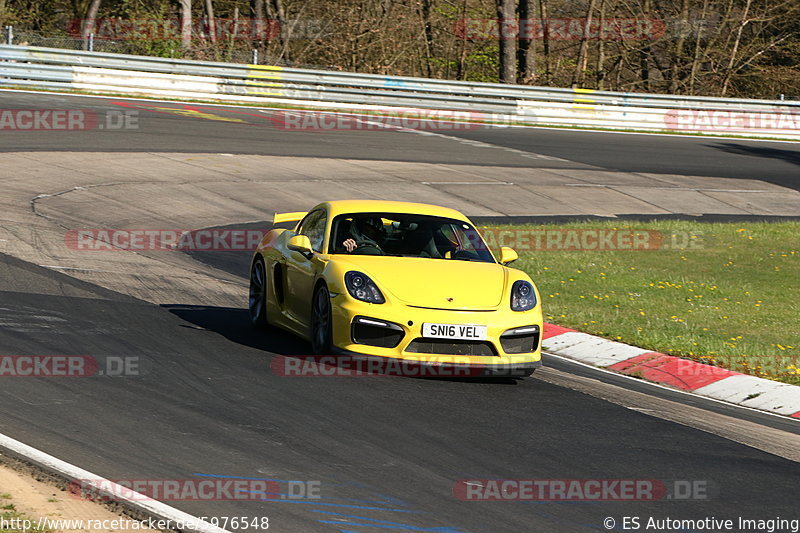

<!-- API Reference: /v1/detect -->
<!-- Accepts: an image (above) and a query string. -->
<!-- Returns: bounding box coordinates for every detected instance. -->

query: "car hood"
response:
[338,256,507,309]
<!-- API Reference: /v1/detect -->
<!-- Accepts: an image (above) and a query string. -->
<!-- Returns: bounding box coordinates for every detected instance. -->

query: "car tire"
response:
[310,284,333,355]
[249,257,269,328]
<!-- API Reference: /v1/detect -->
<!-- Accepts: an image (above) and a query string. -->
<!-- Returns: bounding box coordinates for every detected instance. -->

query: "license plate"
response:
[422,323,487,340]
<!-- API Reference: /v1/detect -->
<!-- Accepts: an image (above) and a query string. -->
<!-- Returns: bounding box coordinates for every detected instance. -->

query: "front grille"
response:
[500,326,540,354]
[406,338,497,356]
[351,317,404,348]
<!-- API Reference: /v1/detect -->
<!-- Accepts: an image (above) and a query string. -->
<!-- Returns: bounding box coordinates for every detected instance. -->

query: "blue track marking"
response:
[192,472,466,532]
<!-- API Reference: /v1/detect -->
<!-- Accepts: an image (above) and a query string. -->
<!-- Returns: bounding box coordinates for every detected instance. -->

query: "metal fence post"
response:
[252,48,258,65]
[88,32,94,52]
[4,26,12,45]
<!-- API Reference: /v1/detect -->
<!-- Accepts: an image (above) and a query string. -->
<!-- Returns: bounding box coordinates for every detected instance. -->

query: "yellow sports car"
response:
[249,200,543,377]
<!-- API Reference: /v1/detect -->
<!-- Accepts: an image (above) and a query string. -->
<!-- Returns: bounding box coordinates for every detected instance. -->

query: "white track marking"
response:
[5,87,797,143]
[350,115,573,162]
[0,432,231,533]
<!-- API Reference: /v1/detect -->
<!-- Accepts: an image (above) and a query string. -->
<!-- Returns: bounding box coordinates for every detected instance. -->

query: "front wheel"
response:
[310,284,333,355]
[249,257,269,328]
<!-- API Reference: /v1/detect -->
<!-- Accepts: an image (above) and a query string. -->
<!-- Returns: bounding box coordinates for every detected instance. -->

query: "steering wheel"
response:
[352,243,384,255]
[451,248,475,260]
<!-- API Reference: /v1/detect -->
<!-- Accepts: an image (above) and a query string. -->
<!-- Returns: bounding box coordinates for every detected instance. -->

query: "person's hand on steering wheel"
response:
[344,238,383,255]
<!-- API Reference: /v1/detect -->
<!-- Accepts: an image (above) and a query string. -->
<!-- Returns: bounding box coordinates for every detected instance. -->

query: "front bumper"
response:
[330,294,543,371]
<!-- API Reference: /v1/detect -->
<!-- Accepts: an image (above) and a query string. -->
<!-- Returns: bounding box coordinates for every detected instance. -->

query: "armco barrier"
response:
[1,45,798,139]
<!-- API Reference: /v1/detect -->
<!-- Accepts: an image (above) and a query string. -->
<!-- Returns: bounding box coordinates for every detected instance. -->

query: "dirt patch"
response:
[0,464,159,533]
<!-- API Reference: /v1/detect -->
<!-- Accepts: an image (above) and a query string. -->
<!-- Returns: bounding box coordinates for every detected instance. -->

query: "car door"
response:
[285,209,327,326]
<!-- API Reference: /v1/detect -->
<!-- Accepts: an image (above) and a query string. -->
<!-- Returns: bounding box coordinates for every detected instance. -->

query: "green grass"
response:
[0,495,48,533]
[486,220,800,384]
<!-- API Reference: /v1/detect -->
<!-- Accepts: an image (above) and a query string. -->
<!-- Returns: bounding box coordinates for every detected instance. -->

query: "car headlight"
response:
[511,280,536,311]
[345,271,385,304]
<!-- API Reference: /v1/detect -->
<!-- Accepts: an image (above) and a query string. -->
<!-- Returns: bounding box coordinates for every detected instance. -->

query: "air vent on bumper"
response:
[500,325,540,354]
[351,316,404,348]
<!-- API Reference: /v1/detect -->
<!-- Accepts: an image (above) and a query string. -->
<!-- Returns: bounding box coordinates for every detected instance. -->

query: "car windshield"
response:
[329,212,495,263]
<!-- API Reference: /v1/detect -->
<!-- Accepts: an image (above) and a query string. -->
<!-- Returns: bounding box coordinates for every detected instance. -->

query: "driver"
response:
[343,216,386,253]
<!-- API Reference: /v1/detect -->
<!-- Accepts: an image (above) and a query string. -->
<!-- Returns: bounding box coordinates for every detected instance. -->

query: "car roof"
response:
[319,200,471,222]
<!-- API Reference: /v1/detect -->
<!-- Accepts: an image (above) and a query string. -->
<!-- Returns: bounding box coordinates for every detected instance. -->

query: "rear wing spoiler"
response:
[273,212,306,225]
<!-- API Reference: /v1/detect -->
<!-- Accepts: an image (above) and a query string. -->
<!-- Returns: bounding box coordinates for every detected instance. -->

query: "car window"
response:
[329,212,495,262]
[297,209,327,253]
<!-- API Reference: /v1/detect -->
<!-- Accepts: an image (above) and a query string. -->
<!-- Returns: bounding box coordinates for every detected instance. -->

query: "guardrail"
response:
[2,44,798,139]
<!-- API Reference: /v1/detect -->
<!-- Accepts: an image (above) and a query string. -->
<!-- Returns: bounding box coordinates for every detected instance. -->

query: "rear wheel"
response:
[310,284,332,355]
[249,257,269,328]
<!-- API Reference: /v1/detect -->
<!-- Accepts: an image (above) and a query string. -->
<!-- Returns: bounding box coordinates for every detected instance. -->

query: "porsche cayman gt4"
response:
[249,200,543,376]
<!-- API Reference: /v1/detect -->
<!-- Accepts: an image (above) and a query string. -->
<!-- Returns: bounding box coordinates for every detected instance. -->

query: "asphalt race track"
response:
[2,91,799,186]
[1,89,800,532]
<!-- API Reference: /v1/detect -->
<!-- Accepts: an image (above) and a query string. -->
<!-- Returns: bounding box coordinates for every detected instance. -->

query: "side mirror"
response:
[288,234,313,258]
[499,246,518,265]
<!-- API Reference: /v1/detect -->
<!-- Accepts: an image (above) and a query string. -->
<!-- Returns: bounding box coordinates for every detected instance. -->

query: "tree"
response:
[419,0,434,78]
[178,0,192,52]
[517,0,535,83]
[638,0,653,92]
[669,0,690,93]
[80,0,102,51]
[595,0,606,89]
[204,0,216,44]
[251,0,265,42]
[496,0,517,83]
[720,0,752,95]
[266,0,290,62]
[539,0,551,84]
[573,0,597,87]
